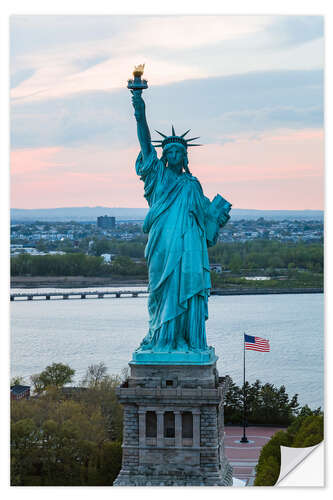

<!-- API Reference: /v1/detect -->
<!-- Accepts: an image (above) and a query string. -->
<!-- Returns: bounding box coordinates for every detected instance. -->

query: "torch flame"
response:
[133,64,145,77]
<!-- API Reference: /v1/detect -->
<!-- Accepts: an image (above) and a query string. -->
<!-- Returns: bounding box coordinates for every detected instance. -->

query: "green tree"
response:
[11,418,40,485]
[224,379,242,423]
[293,415,324,448]
[91,238,112,256]
[255,430,292,486]
[98,441,123,484]
[11,376,25,386]
[38,363,75,389]
[11,380,123,486]
[30,373,44,394]
[11,253,32,276]
[78,375,123,441]
[229,255,242,274]
[224,379,299,426]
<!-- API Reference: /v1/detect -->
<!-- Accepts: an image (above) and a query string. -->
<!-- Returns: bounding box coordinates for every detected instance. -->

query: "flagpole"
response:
[240,333,249,443]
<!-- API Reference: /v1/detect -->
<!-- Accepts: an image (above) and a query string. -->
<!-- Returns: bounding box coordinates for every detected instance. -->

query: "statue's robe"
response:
[136,148,227,352]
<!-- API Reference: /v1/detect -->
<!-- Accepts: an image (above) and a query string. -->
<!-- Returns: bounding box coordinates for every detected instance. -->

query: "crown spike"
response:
[181,129,191,138]
[155,130,168,138]
[172,125,176,136]
[187,144,202,147]
[186,136,200,142]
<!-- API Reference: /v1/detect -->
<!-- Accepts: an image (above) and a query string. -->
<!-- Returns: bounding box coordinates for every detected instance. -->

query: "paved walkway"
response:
[224,426,285,486]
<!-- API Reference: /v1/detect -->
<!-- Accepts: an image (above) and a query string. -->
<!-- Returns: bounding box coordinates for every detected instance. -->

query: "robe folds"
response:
[136,148,227,352]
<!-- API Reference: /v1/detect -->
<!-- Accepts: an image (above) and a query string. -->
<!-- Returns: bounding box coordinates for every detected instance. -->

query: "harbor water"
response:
[11,290,324,409]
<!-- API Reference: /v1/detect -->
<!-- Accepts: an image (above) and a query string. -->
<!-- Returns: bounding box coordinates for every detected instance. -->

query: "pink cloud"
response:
[189,129,324,209]
[11,147,65,175]
[11,145,145,208]
[11,128,324,210]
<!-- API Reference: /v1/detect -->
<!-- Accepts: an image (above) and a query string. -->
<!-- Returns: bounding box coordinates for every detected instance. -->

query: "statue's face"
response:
[165,145,186,173]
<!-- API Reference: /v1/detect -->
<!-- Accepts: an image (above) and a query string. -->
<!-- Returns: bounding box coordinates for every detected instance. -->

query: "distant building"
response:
[11,385,30,401]
[11,247,46,256]
[97,215,116,230]
[101,253,114,264]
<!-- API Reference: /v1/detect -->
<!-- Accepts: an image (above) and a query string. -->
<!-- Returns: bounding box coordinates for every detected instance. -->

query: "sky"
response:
[10,15,324,210]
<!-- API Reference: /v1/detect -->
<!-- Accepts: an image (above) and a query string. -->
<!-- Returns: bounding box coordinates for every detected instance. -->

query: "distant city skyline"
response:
[10,15,324,210]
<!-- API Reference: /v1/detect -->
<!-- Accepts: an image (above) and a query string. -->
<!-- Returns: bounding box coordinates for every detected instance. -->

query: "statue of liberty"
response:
[129,66,231,361]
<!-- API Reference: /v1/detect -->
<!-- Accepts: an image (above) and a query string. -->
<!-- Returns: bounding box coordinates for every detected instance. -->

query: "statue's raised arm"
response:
[131,90,152,159]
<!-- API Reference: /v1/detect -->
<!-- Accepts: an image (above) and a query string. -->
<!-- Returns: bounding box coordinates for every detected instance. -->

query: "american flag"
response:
[244,334,270,352]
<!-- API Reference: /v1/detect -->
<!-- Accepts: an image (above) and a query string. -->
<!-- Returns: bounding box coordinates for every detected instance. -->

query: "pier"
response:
[10,290,148,301]
[10,287,322,302]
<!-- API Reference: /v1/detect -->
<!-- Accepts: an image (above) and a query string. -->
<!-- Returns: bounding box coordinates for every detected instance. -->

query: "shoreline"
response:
[10,276,323,295]
[211,288,322,295]
[10,276,148,288]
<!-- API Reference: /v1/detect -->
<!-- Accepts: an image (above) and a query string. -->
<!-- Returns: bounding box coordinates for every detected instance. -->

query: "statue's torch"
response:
[127,64,148,94]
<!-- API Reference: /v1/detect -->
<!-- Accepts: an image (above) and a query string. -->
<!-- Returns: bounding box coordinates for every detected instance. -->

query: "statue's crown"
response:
[152,126,201,149]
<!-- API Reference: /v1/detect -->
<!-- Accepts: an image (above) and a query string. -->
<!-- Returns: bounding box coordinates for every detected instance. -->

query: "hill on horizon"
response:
[10,206,324,222]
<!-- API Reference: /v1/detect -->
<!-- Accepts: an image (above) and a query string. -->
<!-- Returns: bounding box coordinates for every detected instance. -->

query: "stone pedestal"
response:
[113,360,233,486]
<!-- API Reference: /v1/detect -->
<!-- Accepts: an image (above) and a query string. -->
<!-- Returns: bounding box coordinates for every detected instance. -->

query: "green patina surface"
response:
[129,79,231,365]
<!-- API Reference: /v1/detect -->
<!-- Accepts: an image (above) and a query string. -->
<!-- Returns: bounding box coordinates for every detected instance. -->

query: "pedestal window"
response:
[146,411,157,438]
[182,411,193,438]
[164,411,175,438]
